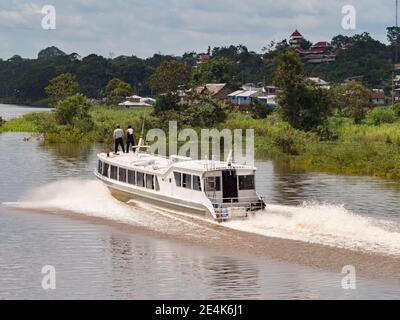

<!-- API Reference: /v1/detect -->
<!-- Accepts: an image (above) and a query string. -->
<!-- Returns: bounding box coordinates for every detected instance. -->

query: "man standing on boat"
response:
[113,125,125,154]
[126,125,136,153]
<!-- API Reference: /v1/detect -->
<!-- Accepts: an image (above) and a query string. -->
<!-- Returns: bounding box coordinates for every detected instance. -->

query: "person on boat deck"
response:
[126,125,136,153]
[113,125,125,154]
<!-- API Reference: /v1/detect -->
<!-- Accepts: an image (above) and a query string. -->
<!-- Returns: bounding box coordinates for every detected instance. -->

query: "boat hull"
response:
[96,174,213,219]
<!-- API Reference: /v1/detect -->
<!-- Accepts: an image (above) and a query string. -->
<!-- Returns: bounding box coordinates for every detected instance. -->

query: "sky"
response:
[0,0,397,59]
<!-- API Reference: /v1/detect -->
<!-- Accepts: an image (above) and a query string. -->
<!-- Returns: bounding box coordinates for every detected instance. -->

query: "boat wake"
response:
[226,203,400,256]
[4,179,149,226]
[3,179,400,256]
[3,179,224,239]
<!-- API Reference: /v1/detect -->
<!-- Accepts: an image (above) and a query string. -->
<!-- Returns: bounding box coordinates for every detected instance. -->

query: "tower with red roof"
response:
[289,30,304,48]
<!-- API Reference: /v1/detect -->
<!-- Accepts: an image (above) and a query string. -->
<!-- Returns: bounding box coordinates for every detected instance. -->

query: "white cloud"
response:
[0,0,396,59]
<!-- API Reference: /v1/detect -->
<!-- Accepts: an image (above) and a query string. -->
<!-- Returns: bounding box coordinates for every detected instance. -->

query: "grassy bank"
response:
[0,106,155,142]
[0,113,40,133]
[224,113,400,180]
[2,105,400,180]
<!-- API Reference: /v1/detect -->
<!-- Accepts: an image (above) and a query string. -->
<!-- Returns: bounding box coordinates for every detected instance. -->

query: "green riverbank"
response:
[2,106,400,181]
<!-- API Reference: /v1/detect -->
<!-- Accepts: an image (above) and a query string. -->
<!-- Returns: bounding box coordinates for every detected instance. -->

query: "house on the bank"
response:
[118,95,152,108]
[343,75,364,85]
[228,86,278,108]
[228,89,259,106]
[194,83,233,101]
[370,89,386,106]
[308,77,331,89]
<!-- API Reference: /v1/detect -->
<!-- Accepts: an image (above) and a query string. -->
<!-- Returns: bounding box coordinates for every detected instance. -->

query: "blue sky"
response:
[0,0,396,59]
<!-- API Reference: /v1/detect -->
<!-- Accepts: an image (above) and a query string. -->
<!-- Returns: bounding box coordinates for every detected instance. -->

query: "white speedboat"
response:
[95,150,265,222]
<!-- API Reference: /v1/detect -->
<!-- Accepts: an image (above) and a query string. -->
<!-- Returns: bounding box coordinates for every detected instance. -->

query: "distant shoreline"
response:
[0,103,51,109]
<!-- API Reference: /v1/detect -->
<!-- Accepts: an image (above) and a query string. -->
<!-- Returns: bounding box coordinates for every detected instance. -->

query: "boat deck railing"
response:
[210,196,265,212]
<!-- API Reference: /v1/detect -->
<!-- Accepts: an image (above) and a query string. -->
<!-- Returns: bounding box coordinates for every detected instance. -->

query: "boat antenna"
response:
[226,149,233,166]
[141,118,145,138]
[136,118,146,154]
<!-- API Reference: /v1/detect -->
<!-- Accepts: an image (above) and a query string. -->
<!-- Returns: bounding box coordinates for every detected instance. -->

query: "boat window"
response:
[98,161,102,174]
[102,163,109,177]
[146,174,154,190]
[182,174,192,189]
[119,168,127,183]
[239,175,255,190]
[110,166,118,180]
[174,172,181,187]
[128,170,136,185]
[193,176,202,191]
[155,177,160,191]
[137,172,145,187]
[206,177,221,192]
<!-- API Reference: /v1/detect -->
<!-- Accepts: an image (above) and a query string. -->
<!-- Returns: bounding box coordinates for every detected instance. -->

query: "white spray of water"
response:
[4,179,150,226]
[225,203,400,256]
[4,179,400,256]
[3,179,221,237]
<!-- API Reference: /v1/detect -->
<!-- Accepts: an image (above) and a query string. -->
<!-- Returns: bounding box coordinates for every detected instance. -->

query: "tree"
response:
[148,60,189,94]
[263,40,290,84]
[331,35,353,49]
[298,84,334,131]
[274,49,333,131]
[387,27,400,46]
[105,78,133,104]
[192,57,236,85]
[55,93,93,131]
[387,26,400,63]
[336,82,371,124]
[111,55,148,95]
[153,94,180,115]
[76,54,111,98]
[274,49,307,128]
[38,46,67,60]
[211,45,264,84]
[45,73,80,107]
[300,38,313,50]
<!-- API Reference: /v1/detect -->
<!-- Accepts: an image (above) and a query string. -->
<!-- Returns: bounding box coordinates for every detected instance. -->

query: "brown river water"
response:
[1,105,400,299]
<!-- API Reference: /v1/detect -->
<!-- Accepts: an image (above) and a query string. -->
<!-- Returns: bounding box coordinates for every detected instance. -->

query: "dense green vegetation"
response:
[0,31,398,106]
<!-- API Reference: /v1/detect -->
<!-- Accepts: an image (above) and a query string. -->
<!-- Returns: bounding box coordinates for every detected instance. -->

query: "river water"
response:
[0,104,51,121]
[1,105,400,299]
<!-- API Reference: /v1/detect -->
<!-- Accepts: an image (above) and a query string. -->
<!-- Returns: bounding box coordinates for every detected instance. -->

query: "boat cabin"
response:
[96,152,265,220]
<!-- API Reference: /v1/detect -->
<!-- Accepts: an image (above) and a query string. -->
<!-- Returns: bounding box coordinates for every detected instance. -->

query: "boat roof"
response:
[98,152,255,175]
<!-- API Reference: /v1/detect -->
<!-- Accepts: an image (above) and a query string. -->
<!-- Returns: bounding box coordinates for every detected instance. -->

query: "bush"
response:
[105,78,133,104]
[153,94,180,115]
[392,103,400,117]
[55,93,93,131]
[273,134,298,155]
[182,102,226,127]
[0,116,4,127]
[32,112,58,133]
[365,107,396,125]
[240,103,273,119]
